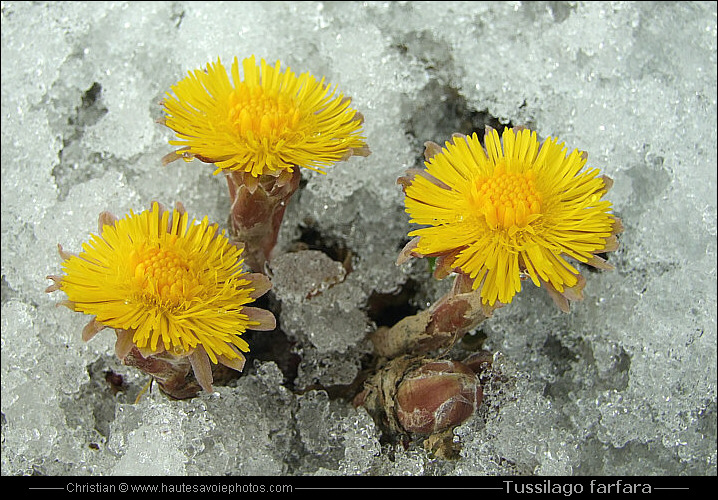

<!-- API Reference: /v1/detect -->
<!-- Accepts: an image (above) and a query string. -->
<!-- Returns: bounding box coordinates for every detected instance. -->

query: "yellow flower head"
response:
[47,202,275,370]
[400,127,622,309]
[162,55,369,177]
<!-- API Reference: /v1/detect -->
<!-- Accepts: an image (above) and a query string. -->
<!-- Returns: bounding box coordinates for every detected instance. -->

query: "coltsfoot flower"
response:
[399,127,623,311]
[160,55,369,178]
[160,55,370,271]
[46,202,275,398]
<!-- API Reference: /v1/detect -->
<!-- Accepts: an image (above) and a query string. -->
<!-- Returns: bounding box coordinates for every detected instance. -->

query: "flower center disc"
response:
[133,247,198,307]
[228,85,303,139]
[470,167,542,230]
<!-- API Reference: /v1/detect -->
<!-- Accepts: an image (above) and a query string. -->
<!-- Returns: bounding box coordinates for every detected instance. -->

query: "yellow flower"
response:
[399,127,622,309]
[46,202,275,393]
[161,55,369,178]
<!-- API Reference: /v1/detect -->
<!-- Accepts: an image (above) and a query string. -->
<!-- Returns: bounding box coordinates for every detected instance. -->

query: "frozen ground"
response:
[1,1,716,476]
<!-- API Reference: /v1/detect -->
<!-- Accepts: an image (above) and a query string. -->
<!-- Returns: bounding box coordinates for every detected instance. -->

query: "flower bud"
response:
[395,360,482,434]
[461,349,494,381]
[355,356,483,436]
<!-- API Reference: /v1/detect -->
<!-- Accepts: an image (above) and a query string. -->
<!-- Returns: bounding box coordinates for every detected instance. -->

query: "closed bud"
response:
[355,356,483,436]
[396,360,482,434]
[461,349,494,380]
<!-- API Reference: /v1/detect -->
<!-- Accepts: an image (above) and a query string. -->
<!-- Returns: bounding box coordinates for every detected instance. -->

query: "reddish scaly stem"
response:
[122,347,202,400]
[370,273,503,359]
[225,169,302,272]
